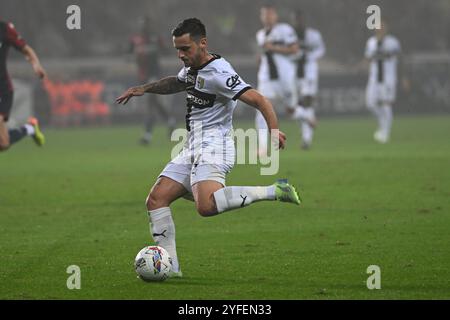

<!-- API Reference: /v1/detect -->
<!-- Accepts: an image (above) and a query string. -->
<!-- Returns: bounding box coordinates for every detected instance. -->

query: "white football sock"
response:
[255,110,268,153]
[301,121,313,145]
[308,108,316,123]
[368,105,383,132]
[381,104,392,137]
[293,105,308,121]
[213,185,276,213]
[148,207,180,272]
[304,108,316,144]
[23,124,35,136]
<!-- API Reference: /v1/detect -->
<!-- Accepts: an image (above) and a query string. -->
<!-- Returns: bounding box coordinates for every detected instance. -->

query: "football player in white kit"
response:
[116,18,301,277]
[288,11,325,150]
[255,5,299,156]
[365,22,401,144]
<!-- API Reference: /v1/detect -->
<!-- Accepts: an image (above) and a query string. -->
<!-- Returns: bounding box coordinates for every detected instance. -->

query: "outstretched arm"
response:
[21,45,46,79]
[116,76,187,104]
[238,88,286,149]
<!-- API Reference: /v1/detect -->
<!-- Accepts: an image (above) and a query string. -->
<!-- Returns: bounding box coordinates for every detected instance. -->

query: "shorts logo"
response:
[226,74,241,90]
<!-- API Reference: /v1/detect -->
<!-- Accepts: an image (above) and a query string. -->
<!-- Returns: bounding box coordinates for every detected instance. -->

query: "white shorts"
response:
[366,82,397,108]
[257,79,297,108]
[297,77,318,97]
[158,127,235,193]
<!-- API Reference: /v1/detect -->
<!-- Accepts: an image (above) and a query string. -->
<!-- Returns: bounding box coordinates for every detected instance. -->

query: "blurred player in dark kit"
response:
[129,16,176,145]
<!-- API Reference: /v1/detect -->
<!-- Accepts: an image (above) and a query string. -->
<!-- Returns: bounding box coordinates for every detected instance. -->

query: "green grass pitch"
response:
[0,115,449,299]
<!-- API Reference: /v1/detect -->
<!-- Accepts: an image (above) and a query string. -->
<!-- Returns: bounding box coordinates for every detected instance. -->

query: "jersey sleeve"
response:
[6,22,26,50]
[393,38,402,55]
[176,67,187,83]
[256,30,265,47]
[365,39,374,59]
[307,30,325,61]
[283,24,298,45]
[212,68,252,101]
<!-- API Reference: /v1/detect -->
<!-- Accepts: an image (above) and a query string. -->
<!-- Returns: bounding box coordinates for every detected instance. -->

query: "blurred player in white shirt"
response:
[255,5,299,156]
[365,22,401,144]
[288,11,325,150]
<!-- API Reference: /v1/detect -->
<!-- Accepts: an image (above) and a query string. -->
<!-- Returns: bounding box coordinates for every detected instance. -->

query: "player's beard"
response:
[181,56,194,67]
[182,58,195,68]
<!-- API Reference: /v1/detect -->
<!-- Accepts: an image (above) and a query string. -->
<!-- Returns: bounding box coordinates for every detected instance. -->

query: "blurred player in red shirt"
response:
[0,20,46,151]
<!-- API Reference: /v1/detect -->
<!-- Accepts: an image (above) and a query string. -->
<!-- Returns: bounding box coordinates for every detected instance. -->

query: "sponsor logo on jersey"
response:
[186,89,216,109]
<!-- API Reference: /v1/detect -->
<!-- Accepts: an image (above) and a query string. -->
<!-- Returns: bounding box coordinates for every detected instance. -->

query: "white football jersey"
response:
[177,54,252,132]
[365,35,401,85]
[256,23,298,83]
[295,27,325,80]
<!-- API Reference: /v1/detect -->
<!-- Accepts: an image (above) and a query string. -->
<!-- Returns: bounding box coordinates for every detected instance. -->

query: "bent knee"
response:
[146,192,169,211]
[0,141,10,151]
[196,203,218,217]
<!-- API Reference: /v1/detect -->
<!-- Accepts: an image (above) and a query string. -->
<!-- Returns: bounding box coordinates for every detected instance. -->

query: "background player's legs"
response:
[154,95,176,138]
[289,80,317,149]
[140,95,156,145]
[299,96,316,149]
[255,110,268,156]
[146,176,188,274]
[377,84,395,143]
[0,116,11,151]
[366,83,384,140]
[368,105,383,131]
[291,97,316,150]
[379,102,393,142]
[0,116,41,152]
[0,93,16,151]
[140,95,176,145]
[8,126,29,144]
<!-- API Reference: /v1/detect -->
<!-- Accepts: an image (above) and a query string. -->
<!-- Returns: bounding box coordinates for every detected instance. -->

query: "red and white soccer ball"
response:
[134,246,172,282]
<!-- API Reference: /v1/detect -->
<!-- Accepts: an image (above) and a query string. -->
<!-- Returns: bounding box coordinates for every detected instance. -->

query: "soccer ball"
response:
[134,246,172,282]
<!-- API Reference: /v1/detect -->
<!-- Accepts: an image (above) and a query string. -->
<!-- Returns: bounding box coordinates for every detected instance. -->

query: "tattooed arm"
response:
[116,76,187,104]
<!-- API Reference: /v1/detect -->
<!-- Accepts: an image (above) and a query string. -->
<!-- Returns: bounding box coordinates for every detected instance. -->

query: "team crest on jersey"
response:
[197,77,205,89]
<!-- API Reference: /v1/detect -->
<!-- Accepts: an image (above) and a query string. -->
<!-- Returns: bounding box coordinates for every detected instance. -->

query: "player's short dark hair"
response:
[172,18,206,41]
[261,2,277,10]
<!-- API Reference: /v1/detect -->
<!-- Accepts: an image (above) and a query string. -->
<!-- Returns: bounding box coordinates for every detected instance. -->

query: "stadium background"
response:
[1,0,449,127]
[1,0,450,301]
